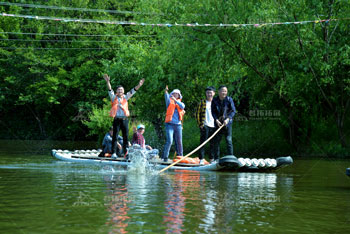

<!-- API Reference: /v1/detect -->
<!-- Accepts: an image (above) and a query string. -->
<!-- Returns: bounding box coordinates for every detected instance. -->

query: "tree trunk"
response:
[26,105,47,139]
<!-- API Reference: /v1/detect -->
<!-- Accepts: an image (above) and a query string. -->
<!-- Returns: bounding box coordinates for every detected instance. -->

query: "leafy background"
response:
[1,0,349,157]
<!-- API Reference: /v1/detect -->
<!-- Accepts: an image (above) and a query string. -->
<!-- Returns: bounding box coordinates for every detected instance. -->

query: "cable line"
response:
[0,12,339,28]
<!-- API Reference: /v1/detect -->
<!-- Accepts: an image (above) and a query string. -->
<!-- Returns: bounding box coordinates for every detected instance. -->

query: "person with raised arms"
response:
[103,74,144,158]
[162,85,185,162]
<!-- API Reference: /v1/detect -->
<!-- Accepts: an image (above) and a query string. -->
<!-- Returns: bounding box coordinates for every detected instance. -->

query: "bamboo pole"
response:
[158,125,225,173]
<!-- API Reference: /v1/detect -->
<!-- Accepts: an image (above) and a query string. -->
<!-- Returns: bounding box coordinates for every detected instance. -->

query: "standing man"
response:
[162,85,185,162]
[196,86,216,164]
[211,85,236,161]
[103,74,144,158]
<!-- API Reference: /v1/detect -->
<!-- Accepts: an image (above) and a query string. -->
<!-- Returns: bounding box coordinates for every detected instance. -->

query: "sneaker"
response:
[199,159,204,165]
[111,153,117,159]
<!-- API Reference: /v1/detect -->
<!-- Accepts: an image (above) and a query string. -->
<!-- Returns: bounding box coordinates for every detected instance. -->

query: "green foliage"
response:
[1,0,349,156]
[82,99,113,142]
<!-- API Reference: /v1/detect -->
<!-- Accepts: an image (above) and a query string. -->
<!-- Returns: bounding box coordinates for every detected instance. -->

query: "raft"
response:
[347,168,350,177]
[51,148,293,172]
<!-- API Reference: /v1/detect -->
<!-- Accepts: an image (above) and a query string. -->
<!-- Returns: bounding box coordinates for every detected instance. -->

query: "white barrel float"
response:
[265,158,272,167]
[251,158,259,167]
[258,159,266,167]
[238,158,246,167]
[244,158,252,167]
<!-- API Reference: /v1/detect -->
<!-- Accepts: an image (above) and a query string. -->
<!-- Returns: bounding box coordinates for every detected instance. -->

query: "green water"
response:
[0,141,349,233]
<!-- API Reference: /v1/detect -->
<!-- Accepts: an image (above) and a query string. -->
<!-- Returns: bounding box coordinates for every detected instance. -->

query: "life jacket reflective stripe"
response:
[110,97,130,117]
[165,99,185,123]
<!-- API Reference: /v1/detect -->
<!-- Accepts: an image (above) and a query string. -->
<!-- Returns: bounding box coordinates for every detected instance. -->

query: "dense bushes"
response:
[1,0,349,157]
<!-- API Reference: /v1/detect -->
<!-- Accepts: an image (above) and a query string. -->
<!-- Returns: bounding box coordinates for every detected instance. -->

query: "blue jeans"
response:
[162,123,183,160]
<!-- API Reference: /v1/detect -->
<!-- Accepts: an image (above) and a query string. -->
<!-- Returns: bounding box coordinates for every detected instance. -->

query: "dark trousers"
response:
[112,117,129,156]
[213,124,233,160]
[199,125,216,160]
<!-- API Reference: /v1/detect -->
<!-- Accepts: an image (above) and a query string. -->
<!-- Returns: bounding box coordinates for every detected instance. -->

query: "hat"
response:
[137,124,145,130]
[171,89,181,95]
[170,89,182,99]
[205,86,216,92]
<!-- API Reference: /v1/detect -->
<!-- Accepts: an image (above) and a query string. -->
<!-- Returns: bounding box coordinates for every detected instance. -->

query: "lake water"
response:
[0,141,349,233]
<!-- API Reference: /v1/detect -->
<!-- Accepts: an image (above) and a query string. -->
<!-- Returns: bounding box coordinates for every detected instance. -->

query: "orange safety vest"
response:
[109,97,130,118]
[165,99,185,123]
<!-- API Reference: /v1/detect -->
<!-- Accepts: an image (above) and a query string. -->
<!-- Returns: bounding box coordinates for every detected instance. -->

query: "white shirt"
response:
[204,100,215,128]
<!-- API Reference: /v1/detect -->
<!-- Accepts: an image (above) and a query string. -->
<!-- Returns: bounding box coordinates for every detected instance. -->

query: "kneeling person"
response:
[101,127,124,157]
[132,124,159,157]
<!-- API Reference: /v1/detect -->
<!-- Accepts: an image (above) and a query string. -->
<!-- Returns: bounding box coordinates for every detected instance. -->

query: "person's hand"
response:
[224,118,229,126]
[117,143,122,150]
[139,78,145,87]
[103,74,110,83]
[165,85,169,93]
[216,119,223,127]
[139,78,145,86]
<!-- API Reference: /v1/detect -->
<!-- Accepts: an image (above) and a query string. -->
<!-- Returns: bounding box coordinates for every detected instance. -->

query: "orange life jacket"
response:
[173,156,209,165]
[165,99,185,123]
[110,97,130,118]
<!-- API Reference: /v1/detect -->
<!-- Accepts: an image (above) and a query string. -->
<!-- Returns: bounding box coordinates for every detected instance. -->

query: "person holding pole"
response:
[211,85,236,161]
[196,86,216,164]
[162,85,185,162]
[103,74,144,158]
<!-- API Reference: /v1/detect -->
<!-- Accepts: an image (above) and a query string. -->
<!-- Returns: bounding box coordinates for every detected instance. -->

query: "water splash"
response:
[127,145,158,175]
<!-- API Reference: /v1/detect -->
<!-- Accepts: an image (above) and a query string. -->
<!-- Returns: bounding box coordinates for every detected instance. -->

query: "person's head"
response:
[205,86,215,101]
[218,85,228,100]
[137,124,145,134]
[170,89,182,100]
[115,85,124,97]
[109,126,113,135]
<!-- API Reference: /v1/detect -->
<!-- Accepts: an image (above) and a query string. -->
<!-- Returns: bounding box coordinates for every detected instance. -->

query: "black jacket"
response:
[211,96,236,126]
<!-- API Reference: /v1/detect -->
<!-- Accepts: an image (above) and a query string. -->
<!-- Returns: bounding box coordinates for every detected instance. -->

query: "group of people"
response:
[195,85,236,164]
[101,73,236,164]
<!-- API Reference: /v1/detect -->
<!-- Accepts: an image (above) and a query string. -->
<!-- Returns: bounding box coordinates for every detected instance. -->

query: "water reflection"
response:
[163,171,202,234]
[2,147,349,233]
[103,170,293,233]
[106,185,130,234]
[5,157,294,233]
[199,172,294,232]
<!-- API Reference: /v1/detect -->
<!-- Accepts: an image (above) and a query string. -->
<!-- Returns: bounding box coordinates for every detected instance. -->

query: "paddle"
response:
[158,124,225,173]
